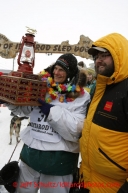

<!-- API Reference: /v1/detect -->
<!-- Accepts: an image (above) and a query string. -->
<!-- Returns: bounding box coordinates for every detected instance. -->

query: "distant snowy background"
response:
[0,107,28,193]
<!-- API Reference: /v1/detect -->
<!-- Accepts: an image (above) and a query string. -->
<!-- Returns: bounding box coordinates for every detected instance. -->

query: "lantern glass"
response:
[20,44,34,64]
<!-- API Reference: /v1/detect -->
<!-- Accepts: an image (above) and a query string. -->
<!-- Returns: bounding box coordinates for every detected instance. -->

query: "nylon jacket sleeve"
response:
[4,103,33,117]
[47,93,90,142]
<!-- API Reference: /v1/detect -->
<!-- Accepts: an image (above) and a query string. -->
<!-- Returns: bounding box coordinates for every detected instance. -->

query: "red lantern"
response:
[0,28,47,106]
[17,32,35,74]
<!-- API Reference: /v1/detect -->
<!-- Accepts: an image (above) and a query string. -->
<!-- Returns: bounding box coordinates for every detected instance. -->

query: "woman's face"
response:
[87,73,93,82]
[53,65,67,83]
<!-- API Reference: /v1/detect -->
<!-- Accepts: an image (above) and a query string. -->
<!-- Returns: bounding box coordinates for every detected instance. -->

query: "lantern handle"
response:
[26,26,37,35]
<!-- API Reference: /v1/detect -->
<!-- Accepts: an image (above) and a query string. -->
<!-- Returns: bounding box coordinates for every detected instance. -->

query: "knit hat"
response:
[0,161,19,193]
[87,67,96,76]
[51,53,79,84]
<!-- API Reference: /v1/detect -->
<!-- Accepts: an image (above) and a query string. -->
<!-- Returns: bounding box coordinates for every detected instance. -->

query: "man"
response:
[79,33,128,193]
[4,53,90,193]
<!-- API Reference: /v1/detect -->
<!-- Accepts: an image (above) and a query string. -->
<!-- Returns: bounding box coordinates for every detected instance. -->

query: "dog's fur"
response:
[9,116,26,145]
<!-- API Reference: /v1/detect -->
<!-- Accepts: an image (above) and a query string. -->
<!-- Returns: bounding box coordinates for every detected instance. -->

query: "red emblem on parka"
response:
[104,101,113,112]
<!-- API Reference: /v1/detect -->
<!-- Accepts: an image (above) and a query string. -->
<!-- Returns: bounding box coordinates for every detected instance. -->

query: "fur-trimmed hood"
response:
[77,68,87,87]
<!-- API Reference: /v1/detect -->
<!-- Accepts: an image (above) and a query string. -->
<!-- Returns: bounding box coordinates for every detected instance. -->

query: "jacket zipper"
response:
[98,148,126,171]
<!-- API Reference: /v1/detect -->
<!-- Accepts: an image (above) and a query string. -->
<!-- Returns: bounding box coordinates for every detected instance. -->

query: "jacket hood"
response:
[92,33,128,84]
[77,68,87,87]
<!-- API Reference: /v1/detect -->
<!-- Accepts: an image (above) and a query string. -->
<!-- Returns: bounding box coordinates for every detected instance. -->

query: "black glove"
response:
[117,181,128,193]
[38,99,54,116]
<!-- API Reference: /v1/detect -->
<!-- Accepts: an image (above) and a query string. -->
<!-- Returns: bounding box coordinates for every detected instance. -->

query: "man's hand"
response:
[38,99,54,116]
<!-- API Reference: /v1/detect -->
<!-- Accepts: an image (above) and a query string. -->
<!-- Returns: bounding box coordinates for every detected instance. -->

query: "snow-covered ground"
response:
[0,107,28,193]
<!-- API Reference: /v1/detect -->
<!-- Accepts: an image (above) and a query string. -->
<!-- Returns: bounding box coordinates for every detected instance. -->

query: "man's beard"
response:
[95,62,114,77]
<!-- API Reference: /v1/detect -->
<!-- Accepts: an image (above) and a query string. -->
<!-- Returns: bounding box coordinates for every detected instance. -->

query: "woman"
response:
[85,67,96,98]
[5,53,90,193]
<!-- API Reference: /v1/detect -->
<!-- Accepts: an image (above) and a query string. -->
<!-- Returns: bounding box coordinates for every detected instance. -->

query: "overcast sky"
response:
[0,0,127,73]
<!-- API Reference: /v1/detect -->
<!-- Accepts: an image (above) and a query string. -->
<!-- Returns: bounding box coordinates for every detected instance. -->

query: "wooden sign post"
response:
[0,33,93,59]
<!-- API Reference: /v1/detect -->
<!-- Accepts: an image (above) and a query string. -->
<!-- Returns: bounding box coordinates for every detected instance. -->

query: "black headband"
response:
[56,59,69,71]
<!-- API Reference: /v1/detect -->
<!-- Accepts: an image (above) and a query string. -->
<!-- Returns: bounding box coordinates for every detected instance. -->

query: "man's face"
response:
[94,52,114,77]
[53,65,67,83]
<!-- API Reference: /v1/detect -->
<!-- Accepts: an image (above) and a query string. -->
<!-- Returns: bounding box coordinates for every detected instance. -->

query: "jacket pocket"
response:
[98,148,126,171]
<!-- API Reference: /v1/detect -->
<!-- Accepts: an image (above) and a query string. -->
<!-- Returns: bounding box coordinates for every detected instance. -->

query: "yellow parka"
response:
[80,33,128,193]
